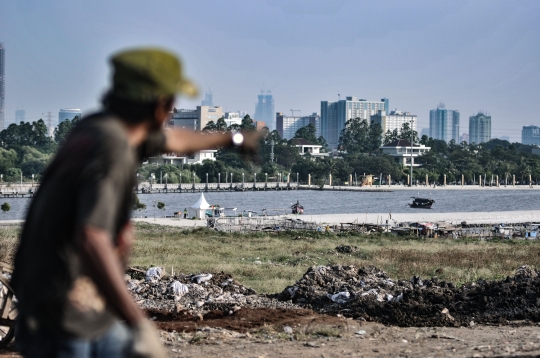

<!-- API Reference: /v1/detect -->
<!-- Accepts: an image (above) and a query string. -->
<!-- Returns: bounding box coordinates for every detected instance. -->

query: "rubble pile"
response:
[279,264,540,327]
[126,268,299,314]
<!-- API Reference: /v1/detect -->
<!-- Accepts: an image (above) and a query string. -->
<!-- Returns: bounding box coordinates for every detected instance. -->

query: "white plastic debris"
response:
[192,273,213,284]
[355,330,366,335]
[145,267,163,282]
[287,286,298,299]
[221,278,234,287]
[394,293,404,302]
[327,291,350,304]
[169,281,189,298]
[361,289,378,297]
[283,326,293,334]
[126,280,139,291]
[254,260,262,265]
[386,294,394,301]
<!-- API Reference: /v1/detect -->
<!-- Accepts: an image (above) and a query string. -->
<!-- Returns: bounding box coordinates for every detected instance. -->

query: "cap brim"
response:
[178,79,198,98]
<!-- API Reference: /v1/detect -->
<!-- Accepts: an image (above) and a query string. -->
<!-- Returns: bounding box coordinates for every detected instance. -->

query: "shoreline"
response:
[3,210,539,229]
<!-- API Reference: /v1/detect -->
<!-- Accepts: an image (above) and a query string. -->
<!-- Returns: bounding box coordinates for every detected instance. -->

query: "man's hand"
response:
[132,320,167,358]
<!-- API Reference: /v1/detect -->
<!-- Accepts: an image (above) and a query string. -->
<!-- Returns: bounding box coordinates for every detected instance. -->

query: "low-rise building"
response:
[168,106,223,131]
[290,138,328,158]
[380,139,430,167]
[148,150,217,166]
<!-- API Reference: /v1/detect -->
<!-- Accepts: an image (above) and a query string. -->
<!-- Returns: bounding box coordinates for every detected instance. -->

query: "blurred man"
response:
[12,48,258,357]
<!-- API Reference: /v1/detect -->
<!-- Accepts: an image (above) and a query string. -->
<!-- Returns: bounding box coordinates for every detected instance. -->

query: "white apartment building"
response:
[276,112,320,140]
[321,97,389,148]
[224,112,242,127]
[371,110,417,135]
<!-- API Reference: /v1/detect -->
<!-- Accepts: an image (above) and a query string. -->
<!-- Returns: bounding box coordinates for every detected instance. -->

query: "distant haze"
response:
[1,0,539,141]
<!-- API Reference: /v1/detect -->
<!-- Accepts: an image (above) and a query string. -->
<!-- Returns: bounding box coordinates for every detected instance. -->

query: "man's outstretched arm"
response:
[163,128,260,154]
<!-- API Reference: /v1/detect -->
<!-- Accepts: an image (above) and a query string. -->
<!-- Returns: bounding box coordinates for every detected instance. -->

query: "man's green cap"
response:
[110,47,198,101]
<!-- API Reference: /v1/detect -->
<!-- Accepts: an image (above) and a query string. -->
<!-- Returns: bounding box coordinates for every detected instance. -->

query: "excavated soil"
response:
[279,265,540,327]
[148,308,345,333]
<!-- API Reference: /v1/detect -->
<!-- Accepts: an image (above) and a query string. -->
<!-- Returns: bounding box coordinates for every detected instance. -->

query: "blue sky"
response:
[1,0,539,141]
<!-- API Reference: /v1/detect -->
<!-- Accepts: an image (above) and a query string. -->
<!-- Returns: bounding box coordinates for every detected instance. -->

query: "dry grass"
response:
[131,223,540,293]
[0,227,19,265]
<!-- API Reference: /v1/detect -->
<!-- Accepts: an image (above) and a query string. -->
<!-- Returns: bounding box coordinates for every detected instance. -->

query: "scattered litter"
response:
[191,274,212,284]
[327,291,350,304]
[355,330,367,335]
[145,267,163,282]
[169,281,189,299]
[283,326,293,334]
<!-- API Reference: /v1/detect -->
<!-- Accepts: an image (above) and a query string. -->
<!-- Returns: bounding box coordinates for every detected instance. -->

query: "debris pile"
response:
[126,268,299,314]
[279,264,540,327]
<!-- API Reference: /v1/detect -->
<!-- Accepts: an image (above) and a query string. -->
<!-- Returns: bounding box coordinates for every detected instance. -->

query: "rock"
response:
[283,326,293,334]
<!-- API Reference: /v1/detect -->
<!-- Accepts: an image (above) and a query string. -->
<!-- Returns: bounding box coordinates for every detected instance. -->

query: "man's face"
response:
[150,97,174,131]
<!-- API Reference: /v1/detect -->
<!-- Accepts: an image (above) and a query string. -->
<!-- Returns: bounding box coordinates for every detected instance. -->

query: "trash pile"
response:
[126,267,299,314]
[279,264,540,327]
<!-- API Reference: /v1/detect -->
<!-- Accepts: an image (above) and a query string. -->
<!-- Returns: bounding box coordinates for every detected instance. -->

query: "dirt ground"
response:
[149,308,540,357]
[3,309,540,357]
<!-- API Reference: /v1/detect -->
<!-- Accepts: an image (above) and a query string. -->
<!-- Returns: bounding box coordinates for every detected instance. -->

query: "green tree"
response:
[54,116,80,145]
[338,118,370,153]
[1,202,10,214]
[294,123,318,143]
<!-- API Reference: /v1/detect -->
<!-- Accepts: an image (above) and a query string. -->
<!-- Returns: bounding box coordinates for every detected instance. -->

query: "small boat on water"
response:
[408,197,435,209]
[291,200,304,214]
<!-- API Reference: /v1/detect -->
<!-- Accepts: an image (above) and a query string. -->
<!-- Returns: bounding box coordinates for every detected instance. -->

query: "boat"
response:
[291,200,304,214]
[408,197,435,209]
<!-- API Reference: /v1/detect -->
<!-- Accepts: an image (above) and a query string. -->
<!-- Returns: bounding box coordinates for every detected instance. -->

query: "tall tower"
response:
[254,90,275,130]
[0,43,5,130]
[201,90,213,107]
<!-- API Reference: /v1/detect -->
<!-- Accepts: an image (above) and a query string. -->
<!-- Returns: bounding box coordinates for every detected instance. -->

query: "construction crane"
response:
[290,109,300,117]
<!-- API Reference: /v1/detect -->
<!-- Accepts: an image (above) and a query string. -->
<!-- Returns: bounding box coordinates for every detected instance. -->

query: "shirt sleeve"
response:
[137,130,167,161]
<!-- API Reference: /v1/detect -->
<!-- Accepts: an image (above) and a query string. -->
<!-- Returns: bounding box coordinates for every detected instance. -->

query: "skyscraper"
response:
[320,96,387,149]
[522,125,540,146]
[0,43,5,130]
[201,90,213,107]
[429,103,460,143]
[59,108,82,123]
[469,112,491,144]
[15,109,25,122]
[254,91,274,130]
[276,112,320,140]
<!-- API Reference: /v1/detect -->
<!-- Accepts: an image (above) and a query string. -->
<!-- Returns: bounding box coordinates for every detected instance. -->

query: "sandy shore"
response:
[288,210,540,225]
[130,210,540,227]
[309,184,539,191]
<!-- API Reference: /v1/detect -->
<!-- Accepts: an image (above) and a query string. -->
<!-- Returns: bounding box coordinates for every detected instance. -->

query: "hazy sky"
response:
[1,0,539,141]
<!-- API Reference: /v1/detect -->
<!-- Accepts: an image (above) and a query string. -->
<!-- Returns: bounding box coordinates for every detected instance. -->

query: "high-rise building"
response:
[0,43,4,130]
[429,103,460,143]
[201,90,213,107]
[522,125,540,146]
[254,91,274,131]
[461,133,469,143]
[276,112,320,140]
[59,108,82,123]
[321,96,388,149]
[371,110,417,137]
[469,112,491,144]
[15,109,25,122]
[168,106,223,131]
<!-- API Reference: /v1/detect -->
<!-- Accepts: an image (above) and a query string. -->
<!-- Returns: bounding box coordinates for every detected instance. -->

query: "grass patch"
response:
[130,223,540,293]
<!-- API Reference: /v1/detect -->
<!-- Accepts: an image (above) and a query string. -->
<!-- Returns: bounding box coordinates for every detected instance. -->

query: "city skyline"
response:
[1,1,540,141]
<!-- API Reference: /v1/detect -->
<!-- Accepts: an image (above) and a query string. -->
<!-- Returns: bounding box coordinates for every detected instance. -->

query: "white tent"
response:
[189,193,210,219]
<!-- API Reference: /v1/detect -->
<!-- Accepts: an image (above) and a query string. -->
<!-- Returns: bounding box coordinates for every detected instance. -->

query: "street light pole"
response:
[409,119,414,187]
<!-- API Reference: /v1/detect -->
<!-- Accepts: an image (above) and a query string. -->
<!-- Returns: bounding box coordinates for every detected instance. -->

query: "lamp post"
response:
[409,118,414,187]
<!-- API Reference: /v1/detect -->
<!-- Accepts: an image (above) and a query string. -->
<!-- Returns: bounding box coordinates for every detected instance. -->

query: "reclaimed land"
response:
[129,223,540,293]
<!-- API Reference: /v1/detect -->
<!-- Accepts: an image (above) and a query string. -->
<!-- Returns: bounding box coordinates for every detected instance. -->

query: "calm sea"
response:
[2,190,539,221]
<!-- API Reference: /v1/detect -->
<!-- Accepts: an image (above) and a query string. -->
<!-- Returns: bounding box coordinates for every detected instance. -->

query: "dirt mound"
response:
[279,264,540,327]
[127,268,299,314]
